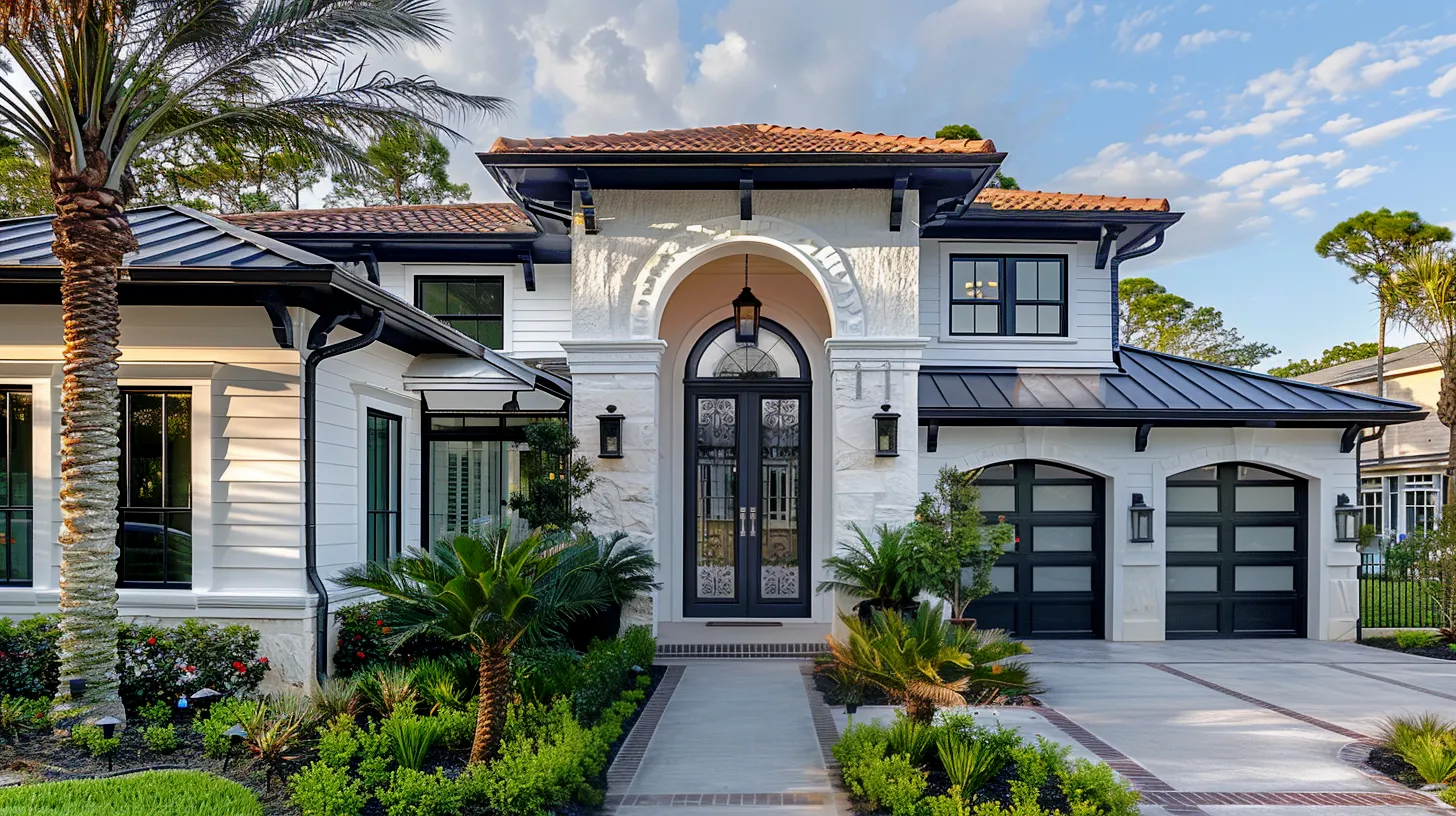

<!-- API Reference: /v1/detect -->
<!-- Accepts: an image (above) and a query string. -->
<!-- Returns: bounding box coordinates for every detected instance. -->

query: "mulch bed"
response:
[0,667,669,816]
[1360,636,1456,661]
[1365,745,1423,788]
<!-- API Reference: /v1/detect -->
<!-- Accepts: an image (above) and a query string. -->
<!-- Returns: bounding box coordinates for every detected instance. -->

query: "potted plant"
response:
[817,523,927,623]
[910,466,1015,626]
[546,530,661,651]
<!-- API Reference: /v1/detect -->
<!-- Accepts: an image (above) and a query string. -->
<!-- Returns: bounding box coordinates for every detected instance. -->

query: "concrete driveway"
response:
[1022,639,1455,815]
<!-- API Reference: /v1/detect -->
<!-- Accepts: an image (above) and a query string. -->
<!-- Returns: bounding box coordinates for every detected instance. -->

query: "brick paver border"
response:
[1142,790,1437,807]
[605,664,686,792]
[1146,662,1374,741]
[1327,663,1456,704]
[608,792,829,807]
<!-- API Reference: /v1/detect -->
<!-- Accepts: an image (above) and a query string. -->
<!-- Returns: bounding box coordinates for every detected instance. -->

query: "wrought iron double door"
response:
[684,385,811,617]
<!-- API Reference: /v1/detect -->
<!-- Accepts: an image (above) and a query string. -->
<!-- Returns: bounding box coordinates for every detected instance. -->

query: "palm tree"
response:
[1389,247,1456,505]
[0,1,505,725]
[338,528,601,764]
[817,524,927,621]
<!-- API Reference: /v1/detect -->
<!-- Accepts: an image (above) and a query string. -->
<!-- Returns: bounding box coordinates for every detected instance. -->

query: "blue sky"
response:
[363,0,1456,369]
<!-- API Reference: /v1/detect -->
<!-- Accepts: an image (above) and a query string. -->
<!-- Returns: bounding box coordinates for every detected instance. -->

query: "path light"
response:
[223,724,247,772]
[66,677,85,700]
[597,405,624,459]
[190,687,221,714]
[873,404,900,457]
[96,716,121,772]
[1129,493,1154,544]
[732,255,761,345]
[1335,493,1361,543]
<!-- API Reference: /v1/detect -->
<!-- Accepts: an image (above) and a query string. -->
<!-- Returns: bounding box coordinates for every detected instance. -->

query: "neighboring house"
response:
[1298,345,1447,546]
[0,125,1426,688]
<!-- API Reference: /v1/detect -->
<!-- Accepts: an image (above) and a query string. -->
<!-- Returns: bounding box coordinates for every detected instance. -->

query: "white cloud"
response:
[1269,182,1326,207]
[1064,1,1085,27]
[1115,7,1164,52]
[1341,108,1449,147]
[1243,66,1311,110]
[1210,151,1343,189]
[1243,33,1456,109]
[1319,113,1363,134]
[1146,108,1303,147]
[1091,78,1138,91]
[1278,133,1317,148]
[1134,31,1163,53]
[1187,109,1207,120]
[1335,164,1386,188]
[1430,65,1456,98]
[1195,3,1213,12]
[1177,148,1208,165]
[1175,28,1250,55]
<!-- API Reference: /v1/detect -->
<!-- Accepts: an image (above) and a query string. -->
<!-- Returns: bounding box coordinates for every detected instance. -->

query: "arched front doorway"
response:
[1165,463,1308,638]
[682,318,812,618]
[963,461,1106,638]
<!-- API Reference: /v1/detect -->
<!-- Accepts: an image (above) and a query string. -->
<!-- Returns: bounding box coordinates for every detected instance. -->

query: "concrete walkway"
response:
[610,659,840,815]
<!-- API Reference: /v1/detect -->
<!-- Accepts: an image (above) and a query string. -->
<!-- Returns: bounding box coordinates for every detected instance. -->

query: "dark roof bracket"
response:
[926,422,939,453]
[1340,424,1363,454]
[1135,422,1153,453]
[353,243,380,284]
[1096,224,1127,270]
[889,171,910,232]
[573,170,598,234]
[519,251,536,292]
[739,170,753,221]
[306,309,358,350]
[258,292,295,350]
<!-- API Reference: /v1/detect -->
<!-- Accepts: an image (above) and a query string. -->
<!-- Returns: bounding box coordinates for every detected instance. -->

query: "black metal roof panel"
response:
[0,205,338,269]
[920,347,1426,426]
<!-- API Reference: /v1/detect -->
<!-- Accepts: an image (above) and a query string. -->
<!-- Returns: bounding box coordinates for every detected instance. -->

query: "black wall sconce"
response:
[1334,493,1361,543]
[874,404,900,457]
[598,405,624,458]
[1129,493,1154,543]
[67,677,85,700]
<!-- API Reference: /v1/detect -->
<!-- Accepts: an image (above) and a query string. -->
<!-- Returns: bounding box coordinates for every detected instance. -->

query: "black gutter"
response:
[916,411,1427,427]
[479,151,1007,168]
[1109,227,1170,370]
[304,309,386,684]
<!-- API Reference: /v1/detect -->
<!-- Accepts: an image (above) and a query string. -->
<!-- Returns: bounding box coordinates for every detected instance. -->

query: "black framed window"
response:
[948,256,1067,337]
[366,410,402,565]
[118,390,192,588]
[0,388,33,585]
[416,277,505,349]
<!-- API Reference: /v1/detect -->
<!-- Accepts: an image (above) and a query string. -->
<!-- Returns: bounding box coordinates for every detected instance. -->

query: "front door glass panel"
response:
[695,396,739,600]
[759,397,801,600]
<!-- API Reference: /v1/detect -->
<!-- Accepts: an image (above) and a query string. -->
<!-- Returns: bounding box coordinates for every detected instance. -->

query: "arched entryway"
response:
[963,460,1106,638]
[1165,463,1308,638]
[683,318,812,618]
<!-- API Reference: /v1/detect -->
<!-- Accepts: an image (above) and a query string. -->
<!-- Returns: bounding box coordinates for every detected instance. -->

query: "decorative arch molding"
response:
[946,438,1121,483]
[1152,444,1324,483]
[628,215,866,339]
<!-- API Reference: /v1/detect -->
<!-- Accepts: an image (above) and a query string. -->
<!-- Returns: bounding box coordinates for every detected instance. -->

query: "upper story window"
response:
[416,277,504,349]
[0,388,32,586]
[948,256,1066,337]
[118,390,192,589]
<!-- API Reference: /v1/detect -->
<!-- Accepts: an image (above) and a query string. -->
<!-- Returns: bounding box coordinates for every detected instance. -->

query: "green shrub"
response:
[833,722,891,769]
[1379,712,1455,757]
[138,699,173,726]
[118,619,269,712]
[621,625,656,669]
[432,705,475,751]
[311,676,361,721]
[383,713,443,771]
[143,723,181,753]
[289,760,367,816]
[1441,784,1456,807]
[237,695,315,784]
[937,734,1005,795]
[460,697,613,814]
[636,672,652,689]
[572,637,636,723]
[316,713,360,769]
[511,644,581,706]
[886,716,937,764]
[378,768,462,816]
[357,754,393,792]
[1395,630,1440,650]
[331,600,464,679]
[918,791,973,816]
[0,769,262,816]
[1399,734,1456,784]
[841,751,926,816]
[362,666,419,718]
[195,698,250,759]
[70,724,120,759]
[0,614,60,701]
[412,654,474,713]
[1059,758,1140,816]
[0,694,48,739]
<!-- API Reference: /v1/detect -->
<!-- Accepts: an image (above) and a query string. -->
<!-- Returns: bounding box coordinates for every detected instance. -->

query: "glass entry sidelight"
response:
[685,319,811,618]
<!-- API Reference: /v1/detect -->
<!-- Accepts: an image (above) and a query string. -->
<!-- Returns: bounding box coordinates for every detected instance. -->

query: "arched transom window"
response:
[690,321,806,381]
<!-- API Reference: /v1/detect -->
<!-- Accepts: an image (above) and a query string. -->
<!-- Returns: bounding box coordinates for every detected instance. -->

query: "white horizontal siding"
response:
[512,263,570,357]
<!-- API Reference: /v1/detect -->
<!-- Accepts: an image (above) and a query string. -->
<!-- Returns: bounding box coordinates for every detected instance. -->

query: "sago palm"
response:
[817,523,927,616]
[338,527,600,764]
[0,0,504,725]
[826,602,1036,723]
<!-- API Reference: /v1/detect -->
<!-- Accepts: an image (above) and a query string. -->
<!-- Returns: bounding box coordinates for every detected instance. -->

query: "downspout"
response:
[1109,230,1166,371]
[304,309,386,684]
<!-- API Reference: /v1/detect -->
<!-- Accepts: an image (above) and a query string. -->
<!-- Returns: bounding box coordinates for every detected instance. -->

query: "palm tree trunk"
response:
[903,696,936,724]
[469,641,511,764]
[48,183,135,726]
[1376,308,1388,462]
[1439,362,1456,506]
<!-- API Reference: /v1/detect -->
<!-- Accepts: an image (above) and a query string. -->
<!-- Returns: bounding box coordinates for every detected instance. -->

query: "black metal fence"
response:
[1359,550,1438,631]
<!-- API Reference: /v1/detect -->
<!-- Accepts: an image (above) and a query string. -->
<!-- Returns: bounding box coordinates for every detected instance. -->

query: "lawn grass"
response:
[0,770,262,816]
[1361,578,1438,628]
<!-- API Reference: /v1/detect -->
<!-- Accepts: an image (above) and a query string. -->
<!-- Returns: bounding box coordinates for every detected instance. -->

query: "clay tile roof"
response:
[488,124,997,155]
[974,188,1170,212]
[220,202,535,235]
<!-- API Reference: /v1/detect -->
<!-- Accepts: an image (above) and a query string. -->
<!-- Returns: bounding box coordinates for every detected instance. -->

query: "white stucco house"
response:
[0,124,1425,687]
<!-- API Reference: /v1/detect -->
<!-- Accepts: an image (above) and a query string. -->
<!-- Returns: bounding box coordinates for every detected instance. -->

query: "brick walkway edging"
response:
[604,665,685,796]
[798,661,858,815]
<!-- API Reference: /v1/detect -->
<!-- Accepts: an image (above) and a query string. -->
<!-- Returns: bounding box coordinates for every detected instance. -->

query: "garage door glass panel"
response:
[1234,526,1295,552]
[1033,484,1092,511]
[989,566,1016,593]
[1032,526,1092,551]
[1168,486,1218,512]
[1235,565,1293,592]
[1167,566,1218,592]
[978,485,1017,512]
[1034,566,1091,592]
[1235,486,1294,512]
[1167,526,1218,552]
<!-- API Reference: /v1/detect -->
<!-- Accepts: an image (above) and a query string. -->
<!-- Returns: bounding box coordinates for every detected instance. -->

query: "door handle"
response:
[749,508,758,540]
[738,507,746,539]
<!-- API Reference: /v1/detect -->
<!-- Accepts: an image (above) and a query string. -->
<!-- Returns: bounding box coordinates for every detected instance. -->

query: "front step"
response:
[656,642,828,658]
[654,620,831,657]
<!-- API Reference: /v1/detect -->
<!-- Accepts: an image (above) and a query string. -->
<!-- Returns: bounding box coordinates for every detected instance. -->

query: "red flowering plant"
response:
[331,600,464,677]
[118,619,269,713]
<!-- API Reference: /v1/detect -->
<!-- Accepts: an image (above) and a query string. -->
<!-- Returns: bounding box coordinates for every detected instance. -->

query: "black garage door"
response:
[963,461,1104,638]
[1165,463,1307,638]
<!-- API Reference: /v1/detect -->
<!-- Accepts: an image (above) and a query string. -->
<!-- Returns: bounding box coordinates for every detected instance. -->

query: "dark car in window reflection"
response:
[119,521,192,585]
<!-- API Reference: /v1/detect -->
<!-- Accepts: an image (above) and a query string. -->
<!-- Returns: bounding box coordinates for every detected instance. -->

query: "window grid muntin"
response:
[414,276,506,349]
[117,389,192,589]
[948,255,1067,337]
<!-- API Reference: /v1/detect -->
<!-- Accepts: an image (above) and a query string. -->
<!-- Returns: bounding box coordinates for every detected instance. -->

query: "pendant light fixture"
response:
[732,254,762,345]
